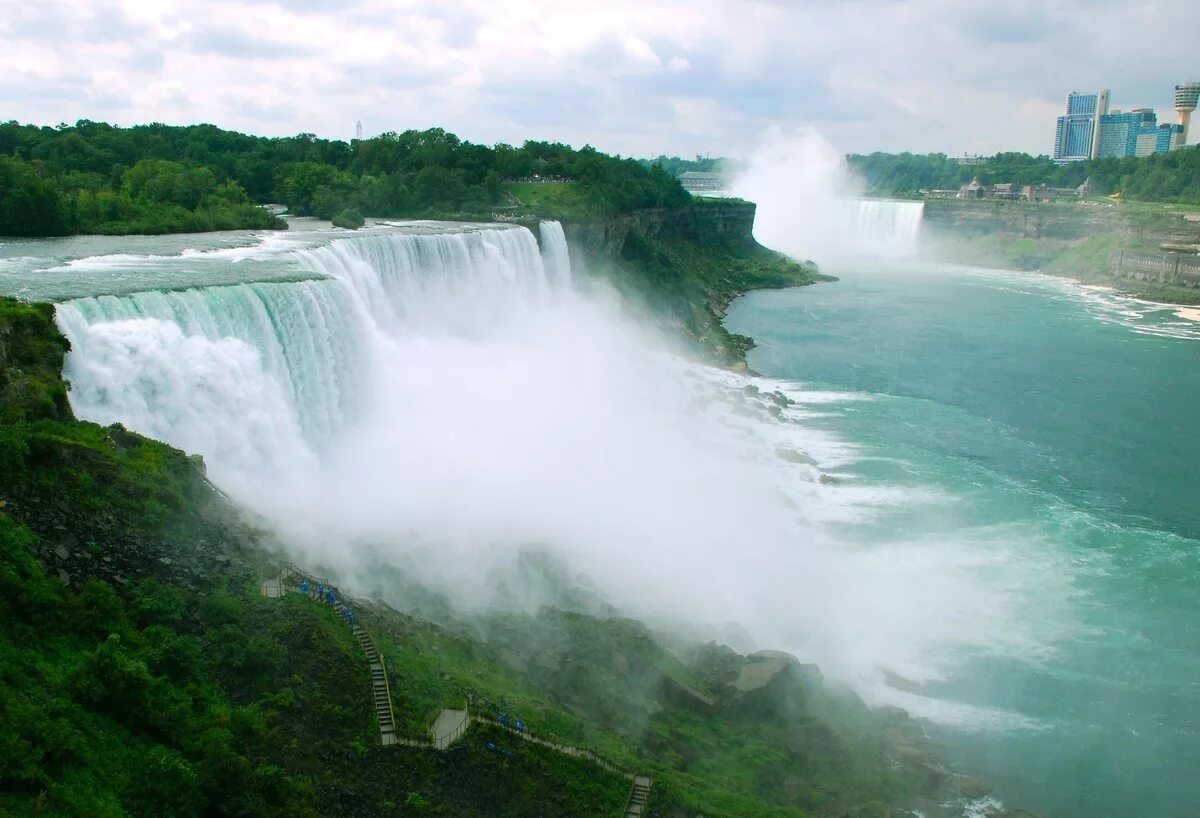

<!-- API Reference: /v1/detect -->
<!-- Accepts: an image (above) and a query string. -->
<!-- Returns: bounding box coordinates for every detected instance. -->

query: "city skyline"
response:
[1053,82,1192,162]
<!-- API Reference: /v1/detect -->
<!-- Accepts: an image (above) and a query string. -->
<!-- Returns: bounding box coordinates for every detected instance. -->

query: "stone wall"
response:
[1107,251,1200,288]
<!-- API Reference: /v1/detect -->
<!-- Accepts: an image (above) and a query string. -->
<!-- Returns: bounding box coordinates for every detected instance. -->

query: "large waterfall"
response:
[56,225,565,488]
[51,217,1043,715]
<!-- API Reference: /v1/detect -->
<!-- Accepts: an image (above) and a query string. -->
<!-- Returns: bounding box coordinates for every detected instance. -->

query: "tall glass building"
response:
[1158,123,1185,152]
[1054,90,1110,162]
[1097,109,1160,158]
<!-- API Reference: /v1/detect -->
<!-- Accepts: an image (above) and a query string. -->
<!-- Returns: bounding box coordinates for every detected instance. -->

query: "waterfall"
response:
[56,224,562,486]
[539,220,571,284]
[839,199,925,257]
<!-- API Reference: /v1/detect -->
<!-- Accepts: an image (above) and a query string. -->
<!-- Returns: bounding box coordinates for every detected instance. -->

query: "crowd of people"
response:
[298,578,356,627]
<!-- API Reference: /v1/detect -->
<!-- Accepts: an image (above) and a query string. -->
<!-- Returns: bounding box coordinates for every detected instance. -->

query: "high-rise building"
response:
[1175,82,1200,146]
[1157,123,1185,152]
[1054,89,1110,162]
[1097,108,1158,158]
[355,120,363,141]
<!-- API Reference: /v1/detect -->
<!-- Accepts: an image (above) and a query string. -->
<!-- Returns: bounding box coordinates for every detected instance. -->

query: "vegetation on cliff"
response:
[0,120,688,236]
[568,203,828,366]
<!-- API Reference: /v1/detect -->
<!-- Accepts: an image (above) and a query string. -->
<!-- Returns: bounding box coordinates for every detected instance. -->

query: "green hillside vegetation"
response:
[848,147,1200,204]
[613,228,829,366]
[0,295,1014,816]
[0,120,689,236]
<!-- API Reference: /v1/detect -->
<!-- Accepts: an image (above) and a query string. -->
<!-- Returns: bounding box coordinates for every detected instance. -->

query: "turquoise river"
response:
[726,261,1200,818]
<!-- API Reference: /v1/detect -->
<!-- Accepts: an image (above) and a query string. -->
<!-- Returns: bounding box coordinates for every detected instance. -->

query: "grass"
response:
[503,182,599,219]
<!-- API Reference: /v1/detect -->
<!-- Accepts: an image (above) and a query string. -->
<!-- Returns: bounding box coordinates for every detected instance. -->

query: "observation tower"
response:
[1175,81,1200,146]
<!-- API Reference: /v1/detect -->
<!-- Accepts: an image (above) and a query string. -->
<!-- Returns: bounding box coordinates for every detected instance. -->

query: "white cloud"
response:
[621,34,662,68]
[0,0,1197,158]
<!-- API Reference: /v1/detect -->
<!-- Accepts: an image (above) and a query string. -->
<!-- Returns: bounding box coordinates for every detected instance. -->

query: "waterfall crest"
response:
[56,224,560,480]
[842,200,924,257]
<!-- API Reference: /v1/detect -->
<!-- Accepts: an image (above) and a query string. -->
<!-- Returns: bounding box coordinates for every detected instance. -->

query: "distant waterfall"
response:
[840,199,924,257]
[56,224,567,485]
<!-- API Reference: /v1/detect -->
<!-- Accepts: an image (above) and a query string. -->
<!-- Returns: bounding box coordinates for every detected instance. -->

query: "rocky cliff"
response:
[558,199,823,366]
[561,200,759,261]
[923,199,1200,246]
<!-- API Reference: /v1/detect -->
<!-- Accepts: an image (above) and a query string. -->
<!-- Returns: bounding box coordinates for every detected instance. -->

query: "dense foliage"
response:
[637,155,742,178]
[0,120,690,236]
[848,147,1200,203]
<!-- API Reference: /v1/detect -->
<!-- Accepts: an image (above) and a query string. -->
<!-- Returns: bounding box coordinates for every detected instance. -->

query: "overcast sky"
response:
[2,0,1198,159]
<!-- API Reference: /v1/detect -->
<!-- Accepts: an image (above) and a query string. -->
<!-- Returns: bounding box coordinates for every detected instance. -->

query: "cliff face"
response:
[558,199,821,367]
[561,200,759,262]
[923,199,1200,246]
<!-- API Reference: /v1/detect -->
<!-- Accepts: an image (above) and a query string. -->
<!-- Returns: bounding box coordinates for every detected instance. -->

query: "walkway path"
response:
[262,562,655,813]
[624,775,654,817]
[354,624,398,746]
[430,708,470,750]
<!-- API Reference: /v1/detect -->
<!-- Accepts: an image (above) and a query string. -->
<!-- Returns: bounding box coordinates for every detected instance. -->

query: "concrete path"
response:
[431,708,469,749]
[624,775,653,817]
[354,625,398,746]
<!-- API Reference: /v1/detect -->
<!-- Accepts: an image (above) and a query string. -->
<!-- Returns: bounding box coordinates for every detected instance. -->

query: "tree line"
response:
[0,120,689,237]
[846,148,1200,203]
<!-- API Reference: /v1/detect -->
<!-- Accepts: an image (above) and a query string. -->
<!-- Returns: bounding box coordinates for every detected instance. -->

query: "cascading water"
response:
[52,218,1057,731]
[538,220,572,283]
[56,225,562,491]
[731,129,926,262]
[840,199,924,257]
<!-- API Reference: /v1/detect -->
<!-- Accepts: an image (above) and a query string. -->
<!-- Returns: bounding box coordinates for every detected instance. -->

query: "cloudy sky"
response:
[2,0,1197,159]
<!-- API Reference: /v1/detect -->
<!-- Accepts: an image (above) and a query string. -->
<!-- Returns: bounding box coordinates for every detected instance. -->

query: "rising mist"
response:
[57,218,1063,717]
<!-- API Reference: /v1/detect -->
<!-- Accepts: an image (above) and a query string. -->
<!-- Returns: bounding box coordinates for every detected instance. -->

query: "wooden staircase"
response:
[354,624,398,746]
[623,775,653,817]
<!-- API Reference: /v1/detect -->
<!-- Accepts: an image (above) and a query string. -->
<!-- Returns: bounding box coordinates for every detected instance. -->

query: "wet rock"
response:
[742,384,760,397]
[776,448,817,466]
[54,544,70,561]
[958,776,992,799]
[734,650,801,693]
[56,569,71,585]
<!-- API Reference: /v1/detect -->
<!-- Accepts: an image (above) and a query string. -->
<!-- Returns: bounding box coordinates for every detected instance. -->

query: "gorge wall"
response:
[923,200,1200,299]
[558,199,821,366]
[560,199,760,261]
[923,199,1200,246]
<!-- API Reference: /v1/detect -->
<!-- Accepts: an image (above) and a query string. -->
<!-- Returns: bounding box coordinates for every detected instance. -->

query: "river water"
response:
[726,260,1200,818]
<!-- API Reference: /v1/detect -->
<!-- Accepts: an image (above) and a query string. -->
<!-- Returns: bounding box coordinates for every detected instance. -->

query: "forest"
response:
[0,120,689,236]
[847,147,1200,203]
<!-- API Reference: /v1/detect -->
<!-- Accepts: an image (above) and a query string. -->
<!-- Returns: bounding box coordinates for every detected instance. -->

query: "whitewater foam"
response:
[54,221,1065,724]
